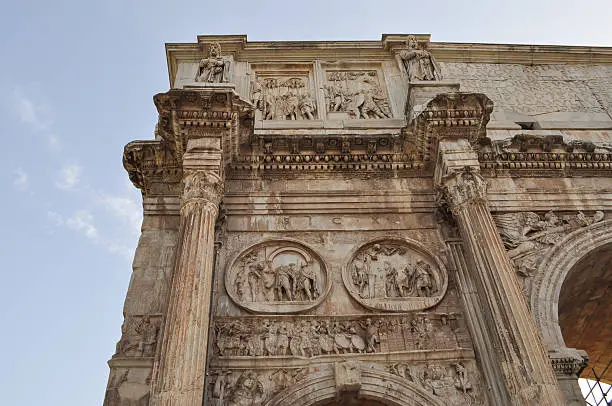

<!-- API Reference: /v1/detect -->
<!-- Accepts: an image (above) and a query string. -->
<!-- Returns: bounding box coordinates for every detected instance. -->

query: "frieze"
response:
[323,70,391,119]
[479,134,612,175]
[225,240,330,314]
[343,238,448,312]
[493,210,604,295]
[387,362,482,405]
[208,368,306,406]
[212,313,464,359]
[206,361,484,406]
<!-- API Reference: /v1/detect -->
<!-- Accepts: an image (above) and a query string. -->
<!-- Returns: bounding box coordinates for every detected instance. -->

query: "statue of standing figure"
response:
[399,35,443,81]
[196,42,230,83]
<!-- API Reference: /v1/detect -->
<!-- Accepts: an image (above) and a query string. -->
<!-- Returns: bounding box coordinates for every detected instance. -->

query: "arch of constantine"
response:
[103,34,612,405]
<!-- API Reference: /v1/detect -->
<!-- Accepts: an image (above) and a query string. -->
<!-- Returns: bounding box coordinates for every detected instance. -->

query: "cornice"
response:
[166,34,612,87]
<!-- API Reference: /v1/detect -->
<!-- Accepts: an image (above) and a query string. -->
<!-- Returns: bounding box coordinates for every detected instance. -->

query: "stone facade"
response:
[104,34,612,405]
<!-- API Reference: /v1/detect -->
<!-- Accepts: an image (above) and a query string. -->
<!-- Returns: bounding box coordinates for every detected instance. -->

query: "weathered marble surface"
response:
[104,34,612,406]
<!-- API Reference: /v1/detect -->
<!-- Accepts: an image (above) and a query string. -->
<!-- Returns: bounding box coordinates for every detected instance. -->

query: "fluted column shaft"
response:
[152,170,223,406]
[441,167,565,405]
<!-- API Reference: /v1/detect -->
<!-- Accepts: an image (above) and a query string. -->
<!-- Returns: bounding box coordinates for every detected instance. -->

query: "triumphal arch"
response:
[104,34,612,405]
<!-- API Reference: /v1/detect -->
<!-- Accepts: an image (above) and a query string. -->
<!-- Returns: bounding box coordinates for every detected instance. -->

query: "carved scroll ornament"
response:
[343,238,448,312]
[225,240,330,313]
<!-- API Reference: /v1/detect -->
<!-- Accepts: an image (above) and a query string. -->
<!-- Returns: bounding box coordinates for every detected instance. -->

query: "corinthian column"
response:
[440,166,565,405]
[152,170,223,405]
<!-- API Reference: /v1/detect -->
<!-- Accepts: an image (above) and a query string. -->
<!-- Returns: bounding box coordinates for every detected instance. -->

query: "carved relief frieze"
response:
[494,210,604,295]
[208,368,307,406]
[206,361,484,406]
[113,315,161,359]
[323,70,392,119]
[212,313,464,359]
[251,76,317,120]
[343,238,448,312]
[225,240,330,313]
[387,362,482,405]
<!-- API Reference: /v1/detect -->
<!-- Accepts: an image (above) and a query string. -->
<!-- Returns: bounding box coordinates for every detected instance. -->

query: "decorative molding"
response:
[123,140,182,196]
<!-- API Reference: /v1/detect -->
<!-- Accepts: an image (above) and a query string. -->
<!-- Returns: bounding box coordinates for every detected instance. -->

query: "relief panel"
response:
[323,69,392,119]
[251,69,317,121]
[343,238,448,311]
[225,240,330,313]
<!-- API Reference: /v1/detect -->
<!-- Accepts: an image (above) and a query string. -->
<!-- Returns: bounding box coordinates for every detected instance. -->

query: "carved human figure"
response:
[275,264,294,301]
[298,94,316,119]
[296,261,318,300]
[228,371,264,406]
[262,320,278,356]
[364,244,381,298]
[211,371,232,405]
[453,363,472,393]
[384,261,400,297]
[134,315,159,357]
[195,42,230,83]
[276,323,289,356]
[261,261,277,302]
[361,318,380,353]
[352,259,369,298]
[413,260,435,297]
[399,35,443,81]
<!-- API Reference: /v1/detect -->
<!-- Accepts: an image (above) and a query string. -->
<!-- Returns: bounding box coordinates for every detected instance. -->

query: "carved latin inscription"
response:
[225,240,329,313]
[343,239,447,311]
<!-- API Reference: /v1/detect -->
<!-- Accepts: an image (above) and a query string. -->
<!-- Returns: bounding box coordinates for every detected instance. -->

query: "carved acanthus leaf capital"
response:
[440,166,487,214]
[181,170,224,209]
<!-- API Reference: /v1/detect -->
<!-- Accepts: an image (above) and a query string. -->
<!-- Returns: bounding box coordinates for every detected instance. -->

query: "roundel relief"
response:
[226,240,330,314]
[343,239,447,312]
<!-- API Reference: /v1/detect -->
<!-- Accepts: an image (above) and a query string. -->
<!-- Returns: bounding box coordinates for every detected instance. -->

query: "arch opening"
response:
[558,242,612,383]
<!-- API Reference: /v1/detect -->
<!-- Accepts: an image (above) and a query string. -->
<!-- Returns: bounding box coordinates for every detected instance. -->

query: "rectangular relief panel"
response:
[250,64,319,121]
[322,66,392,120]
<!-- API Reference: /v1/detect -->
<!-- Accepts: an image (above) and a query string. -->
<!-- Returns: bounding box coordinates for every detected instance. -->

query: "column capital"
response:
[181,170,224,214]
[440,166,488,214]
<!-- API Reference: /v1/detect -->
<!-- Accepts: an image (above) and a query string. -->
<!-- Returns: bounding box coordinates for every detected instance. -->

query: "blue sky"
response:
[1,1,611,405]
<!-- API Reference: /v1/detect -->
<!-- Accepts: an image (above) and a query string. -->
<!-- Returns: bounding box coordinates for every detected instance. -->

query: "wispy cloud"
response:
[98,193,142,234]
[13,89,48,131]
[65,210,98,239]
[12,167,29,191]
[47,209,135,259]
[55,164,82,190]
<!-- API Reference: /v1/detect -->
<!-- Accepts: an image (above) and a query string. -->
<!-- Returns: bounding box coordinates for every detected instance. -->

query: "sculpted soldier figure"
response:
[227,371,264,406]
[195,42,230,83]
[399,35,443,81]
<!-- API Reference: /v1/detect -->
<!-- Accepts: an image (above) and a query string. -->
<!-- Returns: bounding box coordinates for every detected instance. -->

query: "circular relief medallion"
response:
[343,238,448,312]
[225,240,330,314]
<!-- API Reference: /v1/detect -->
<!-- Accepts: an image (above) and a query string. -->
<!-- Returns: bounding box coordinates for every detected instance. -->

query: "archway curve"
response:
[530,219,612,349]
[264,368,445,406]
